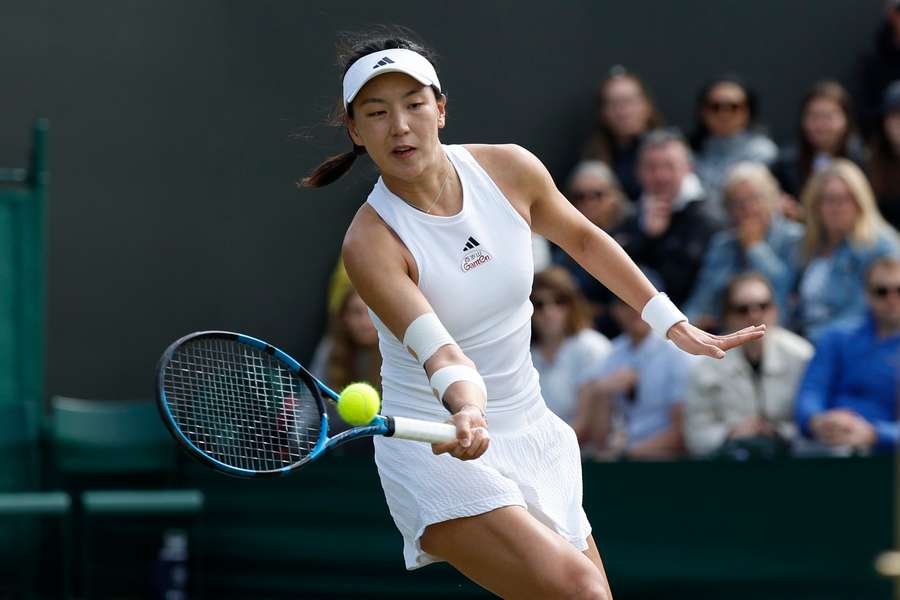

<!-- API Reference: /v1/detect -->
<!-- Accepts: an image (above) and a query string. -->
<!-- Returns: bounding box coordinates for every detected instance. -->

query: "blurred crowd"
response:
[313,4,900,461]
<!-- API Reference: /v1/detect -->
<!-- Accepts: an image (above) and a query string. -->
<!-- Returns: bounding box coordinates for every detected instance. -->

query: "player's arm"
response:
[473,144,765,359]
[342,205,488,460]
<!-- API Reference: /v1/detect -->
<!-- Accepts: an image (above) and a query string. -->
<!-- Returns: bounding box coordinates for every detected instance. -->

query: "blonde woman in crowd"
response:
[791,159,900,341]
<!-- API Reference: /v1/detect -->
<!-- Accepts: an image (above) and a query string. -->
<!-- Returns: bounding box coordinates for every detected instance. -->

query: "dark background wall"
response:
[0,0,886,400]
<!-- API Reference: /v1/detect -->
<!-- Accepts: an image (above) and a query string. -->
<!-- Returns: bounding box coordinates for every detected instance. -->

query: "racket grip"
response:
[388,416,457,444]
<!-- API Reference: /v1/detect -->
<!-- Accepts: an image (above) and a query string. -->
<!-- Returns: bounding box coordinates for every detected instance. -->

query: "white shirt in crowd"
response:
[532,329,612,424]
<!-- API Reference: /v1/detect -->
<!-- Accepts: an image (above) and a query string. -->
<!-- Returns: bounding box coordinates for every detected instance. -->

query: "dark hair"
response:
[797,80,857,185]
[868,105,900,199]
[300,28,439,188]
[720,272,774,316]
[581,66,665,162]
[689,74,760,150]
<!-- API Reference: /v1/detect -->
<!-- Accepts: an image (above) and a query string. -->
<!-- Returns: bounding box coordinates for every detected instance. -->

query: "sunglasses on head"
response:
[532,296,569,310]
[705,100,745,113]
[570,189,611,202]
[870,285,900,298]
[729,300,772,315]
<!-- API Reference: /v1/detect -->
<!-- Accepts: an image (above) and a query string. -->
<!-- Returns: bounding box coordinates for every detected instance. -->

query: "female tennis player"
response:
[302,32,765,600]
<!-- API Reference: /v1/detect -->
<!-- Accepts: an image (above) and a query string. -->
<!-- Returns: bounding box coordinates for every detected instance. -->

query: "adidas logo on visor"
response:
[372,56,396,69]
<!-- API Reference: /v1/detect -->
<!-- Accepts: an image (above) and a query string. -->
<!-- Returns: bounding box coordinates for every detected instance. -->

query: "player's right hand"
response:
[432,404,490,461]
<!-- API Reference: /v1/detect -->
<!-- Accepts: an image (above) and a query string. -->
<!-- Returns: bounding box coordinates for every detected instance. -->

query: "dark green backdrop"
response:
[0,0,886,400]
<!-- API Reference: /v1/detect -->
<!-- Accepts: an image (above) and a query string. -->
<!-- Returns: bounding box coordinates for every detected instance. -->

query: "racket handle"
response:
[388,416,457,444]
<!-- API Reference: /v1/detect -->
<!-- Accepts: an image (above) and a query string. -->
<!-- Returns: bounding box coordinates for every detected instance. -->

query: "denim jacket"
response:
[683,217,804,322]
[790,227,900,342]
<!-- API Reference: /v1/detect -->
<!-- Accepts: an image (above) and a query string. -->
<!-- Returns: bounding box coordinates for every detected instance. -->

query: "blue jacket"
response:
[790,227,900,341]
[795,314,900,451]
[683,217,804,322]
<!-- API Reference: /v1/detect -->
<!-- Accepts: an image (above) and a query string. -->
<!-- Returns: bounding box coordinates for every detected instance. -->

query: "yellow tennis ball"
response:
[337,382,381,426]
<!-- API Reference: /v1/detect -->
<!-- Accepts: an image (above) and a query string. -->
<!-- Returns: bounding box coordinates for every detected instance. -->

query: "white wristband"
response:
[429,365,487,406]
[403,313,456,366]
[641,292,687,338]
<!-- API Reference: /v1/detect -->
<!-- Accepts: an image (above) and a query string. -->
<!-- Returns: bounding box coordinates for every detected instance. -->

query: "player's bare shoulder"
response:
[343,203,416,284]
[463,144,553,219]
[463,144,541,179]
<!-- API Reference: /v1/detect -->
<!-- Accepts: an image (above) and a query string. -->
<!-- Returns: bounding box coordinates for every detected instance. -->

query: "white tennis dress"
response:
[366,144,590,569]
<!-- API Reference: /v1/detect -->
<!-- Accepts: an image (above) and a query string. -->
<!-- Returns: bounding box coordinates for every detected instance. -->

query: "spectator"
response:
[310,285,381,391]
[867,80,900,229]
[554,160,632,336]
[564,161,632,233]
[857,0,900,135]
[791,159,900,341]
[530,267,611,427]
[795,255,900,454]
[772,81,866,215]
[580,288,698,460]
[683,162,804,330]
[614,128,722,306]
[684,273,813,458]
[581,66,664,201]
[690,75,778,213]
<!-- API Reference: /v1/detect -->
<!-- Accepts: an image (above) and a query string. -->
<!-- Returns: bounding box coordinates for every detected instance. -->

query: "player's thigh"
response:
[421,506,610,600]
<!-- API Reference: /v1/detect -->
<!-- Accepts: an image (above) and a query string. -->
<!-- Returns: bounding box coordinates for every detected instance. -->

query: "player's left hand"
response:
[666,321,766,359]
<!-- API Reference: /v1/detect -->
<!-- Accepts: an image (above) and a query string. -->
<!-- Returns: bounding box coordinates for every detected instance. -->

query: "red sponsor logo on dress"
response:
[461,249,493,272]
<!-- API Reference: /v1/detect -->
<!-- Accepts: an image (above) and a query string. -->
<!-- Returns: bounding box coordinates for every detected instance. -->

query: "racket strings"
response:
[162,338,322,472]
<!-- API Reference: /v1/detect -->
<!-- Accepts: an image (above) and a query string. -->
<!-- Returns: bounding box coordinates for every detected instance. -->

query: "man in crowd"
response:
[579,282,697,460]
[614,128,722,306]
[795,255,900,453]
[685,273,813,457]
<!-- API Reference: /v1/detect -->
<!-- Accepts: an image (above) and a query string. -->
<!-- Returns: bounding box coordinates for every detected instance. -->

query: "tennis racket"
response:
[156,330,456,478]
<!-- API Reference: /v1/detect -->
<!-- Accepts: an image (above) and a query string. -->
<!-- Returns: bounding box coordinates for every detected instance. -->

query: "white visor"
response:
[342,48,441,110]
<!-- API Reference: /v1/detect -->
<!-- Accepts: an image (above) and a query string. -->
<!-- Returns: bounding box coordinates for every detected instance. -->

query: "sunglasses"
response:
[729,300,772,315]
[705,100,746,113]
[570,189,611,202]
[532,296,569,310]
[870,285,900,298]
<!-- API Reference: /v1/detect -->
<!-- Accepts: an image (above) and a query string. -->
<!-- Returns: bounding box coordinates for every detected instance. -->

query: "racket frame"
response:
[156,330,454,479]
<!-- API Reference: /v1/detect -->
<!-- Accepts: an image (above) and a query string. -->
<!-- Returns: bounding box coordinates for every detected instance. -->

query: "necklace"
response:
[403,156,452,215]
[425,162,452,214]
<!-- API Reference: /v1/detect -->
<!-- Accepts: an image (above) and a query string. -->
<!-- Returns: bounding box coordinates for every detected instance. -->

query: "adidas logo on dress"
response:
[460,236,492,273]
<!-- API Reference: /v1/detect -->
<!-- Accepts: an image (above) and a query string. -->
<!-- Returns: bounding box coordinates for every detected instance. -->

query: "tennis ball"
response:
[337,382,381,426]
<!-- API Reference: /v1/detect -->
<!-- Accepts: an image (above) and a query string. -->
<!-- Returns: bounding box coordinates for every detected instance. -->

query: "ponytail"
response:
[299,144,366,188]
